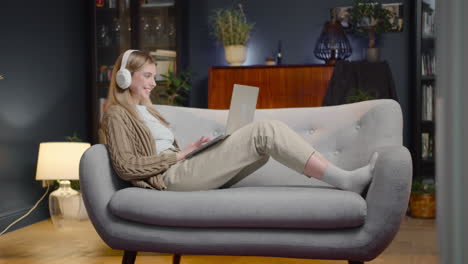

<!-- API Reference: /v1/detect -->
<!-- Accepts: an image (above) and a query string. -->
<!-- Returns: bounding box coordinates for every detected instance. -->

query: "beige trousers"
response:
[161,120,315,191]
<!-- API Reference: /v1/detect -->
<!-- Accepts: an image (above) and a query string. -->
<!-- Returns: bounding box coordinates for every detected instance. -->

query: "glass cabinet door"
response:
[137,0,177,52]
[92,0,133,144]
[137,0,177,80]
[136,0,178,103]
[95,0,132,98]
[91,0,180,143]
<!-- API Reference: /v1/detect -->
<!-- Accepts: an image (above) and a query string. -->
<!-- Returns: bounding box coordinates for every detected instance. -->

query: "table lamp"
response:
[35,142,91,229]
[314,17,352,65]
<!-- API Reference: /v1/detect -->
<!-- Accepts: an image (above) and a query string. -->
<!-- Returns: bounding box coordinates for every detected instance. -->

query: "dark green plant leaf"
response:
[155,70,193,106]
[349,0,397,36]
[411,177,436,194]
[346,88,376,103]
[65,132,83,142]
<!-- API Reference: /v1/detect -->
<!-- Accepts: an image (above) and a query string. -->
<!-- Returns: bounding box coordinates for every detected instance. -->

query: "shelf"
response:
[421,158,435,165]
[97,45,120,49]
[412,0,438,180]
[421,120,435,131]
[422,34,435,40]
[421,38,435,50]
[141,0,175,8]
[421,120,434,125]
[96,7,119,16]
[99,86,109,98]
[421,75,436,81]
[97,81,110,86]
[420,167,435,178]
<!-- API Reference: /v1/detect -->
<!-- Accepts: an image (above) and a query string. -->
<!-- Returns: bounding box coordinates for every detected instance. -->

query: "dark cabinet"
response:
[89,0,183,144]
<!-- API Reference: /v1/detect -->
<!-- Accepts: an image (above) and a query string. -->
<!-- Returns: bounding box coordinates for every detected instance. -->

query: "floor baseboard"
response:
[0,203,49,234]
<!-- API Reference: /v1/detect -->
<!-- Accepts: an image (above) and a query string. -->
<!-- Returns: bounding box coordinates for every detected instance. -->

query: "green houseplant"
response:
[153,70,192,106]
[346,88,376,103]
[348,0,396,62]
[210,4,254,66]
[409,177,436,218]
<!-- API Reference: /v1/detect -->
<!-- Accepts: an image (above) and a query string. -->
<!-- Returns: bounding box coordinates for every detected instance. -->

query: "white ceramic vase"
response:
[224,45,247,66]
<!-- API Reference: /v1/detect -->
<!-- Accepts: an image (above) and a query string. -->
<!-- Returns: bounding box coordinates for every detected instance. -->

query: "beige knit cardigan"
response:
[100,104,180,190]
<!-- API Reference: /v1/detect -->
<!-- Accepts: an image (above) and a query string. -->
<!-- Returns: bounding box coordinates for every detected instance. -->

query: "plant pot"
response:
[224,45,247,66]
[366,48,380,62]
[409,193,436,218]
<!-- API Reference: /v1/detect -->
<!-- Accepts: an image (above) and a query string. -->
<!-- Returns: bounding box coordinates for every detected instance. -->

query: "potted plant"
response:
[409,177,436,218]
[210,4,254,66]
[348,0,396,62]
[153,70,192,106]
[346,88,376,103]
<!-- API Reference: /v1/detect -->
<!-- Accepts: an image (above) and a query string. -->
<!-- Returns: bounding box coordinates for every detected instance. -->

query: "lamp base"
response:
[49,180,87,229]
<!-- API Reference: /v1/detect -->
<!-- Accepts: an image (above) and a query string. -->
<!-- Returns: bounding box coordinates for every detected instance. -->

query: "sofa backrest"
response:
[155,99,403,187]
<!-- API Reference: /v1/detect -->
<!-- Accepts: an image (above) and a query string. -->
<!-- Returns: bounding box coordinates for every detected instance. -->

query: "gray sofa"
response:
[80,99,412,264]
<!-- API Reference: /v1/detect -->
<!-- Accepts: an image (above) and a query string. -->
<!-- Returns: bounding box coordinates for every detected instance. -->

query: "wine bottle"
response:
[276,40,282,65]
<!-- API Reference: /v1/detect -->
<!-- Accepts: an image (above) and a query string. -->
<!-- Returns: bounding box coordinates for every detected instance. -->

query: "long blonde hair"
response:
[106,50,170,126]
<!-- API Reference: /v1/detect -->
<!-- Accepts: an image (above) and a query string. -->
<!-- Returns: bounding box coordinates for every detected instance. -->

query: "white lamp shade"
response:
[35,142,91,181]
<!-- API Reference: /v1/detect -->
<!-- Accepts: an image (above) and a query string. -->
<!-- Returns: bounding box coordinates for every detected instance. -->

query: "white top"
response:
[136,105,176,154]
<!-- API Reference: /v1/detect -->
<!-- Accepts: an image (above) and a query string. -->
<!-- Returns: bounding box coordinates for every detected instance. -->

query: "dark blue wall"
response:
[184,0,411,147]
[0,1,89,232]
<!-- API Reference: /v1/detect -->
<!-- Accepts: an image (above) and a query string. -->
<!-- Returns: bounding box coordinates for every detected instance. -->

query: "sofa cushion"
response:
[109,186,366,229]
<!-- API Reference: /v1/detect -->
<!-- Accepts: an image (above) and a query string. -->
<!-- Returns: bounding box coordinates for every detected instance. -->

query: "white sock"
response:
[322,152,379,193]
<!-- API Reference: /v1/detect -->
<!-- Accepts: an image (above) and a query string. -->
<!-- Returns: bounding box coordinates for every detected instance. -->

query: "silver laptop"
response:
[185,84,259,159]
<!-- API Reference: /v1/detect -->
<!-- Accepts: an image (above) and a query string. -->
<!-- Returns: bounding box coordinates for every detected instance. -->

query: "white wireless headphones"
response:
[116,49,138,89]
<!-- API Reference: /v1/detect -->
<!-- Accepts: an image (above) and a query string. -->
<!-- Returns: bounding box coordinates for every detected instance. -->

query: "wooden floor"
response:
[0,216,439,264]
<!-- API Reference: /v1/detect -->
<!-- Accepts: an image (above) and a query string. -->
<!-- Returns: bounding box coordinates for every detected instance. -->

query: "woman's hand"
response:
[176,136,212,161]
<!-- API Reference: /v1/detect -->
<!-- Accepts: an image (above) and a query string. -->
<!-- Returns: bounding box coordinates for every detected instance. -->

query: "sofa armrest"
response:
[79,144,129,244]
[361,145,413,258]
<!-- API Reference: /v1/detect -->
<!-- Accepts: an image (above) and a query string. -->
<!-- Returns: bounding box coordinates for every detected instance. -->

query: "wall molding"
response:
[0,203,49,233]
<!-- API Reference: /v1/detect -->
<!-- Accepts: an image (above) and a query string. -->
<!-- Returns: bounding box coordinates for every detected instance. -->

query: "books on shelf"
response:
[421,52,436,76]
[150,49,176,81]
[141,0,174,8]
[422,84,434,121]
[421,132,434,160]
[422,8,435,37]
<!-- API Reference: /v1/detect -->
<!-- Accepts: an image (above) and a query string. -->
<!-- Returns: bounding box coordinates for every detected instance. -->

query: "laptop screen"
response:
[225,84,259,135]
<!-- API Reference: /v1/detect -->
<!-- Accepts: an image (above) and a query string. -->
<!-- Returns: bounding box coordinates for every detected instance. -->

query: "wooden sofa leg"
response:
[122,250,137,264]
[348,261,364,264]
[173,254,181,264]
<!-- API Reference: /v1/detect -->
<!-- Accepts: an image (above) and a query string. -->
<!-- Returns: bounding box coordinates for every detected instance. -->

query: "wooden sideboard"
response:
[208,65,334,109]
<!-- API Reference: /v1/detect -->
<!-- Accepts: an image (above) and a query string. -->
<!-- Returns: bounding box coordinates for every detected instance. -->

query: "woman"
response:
[100,50,378,192]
